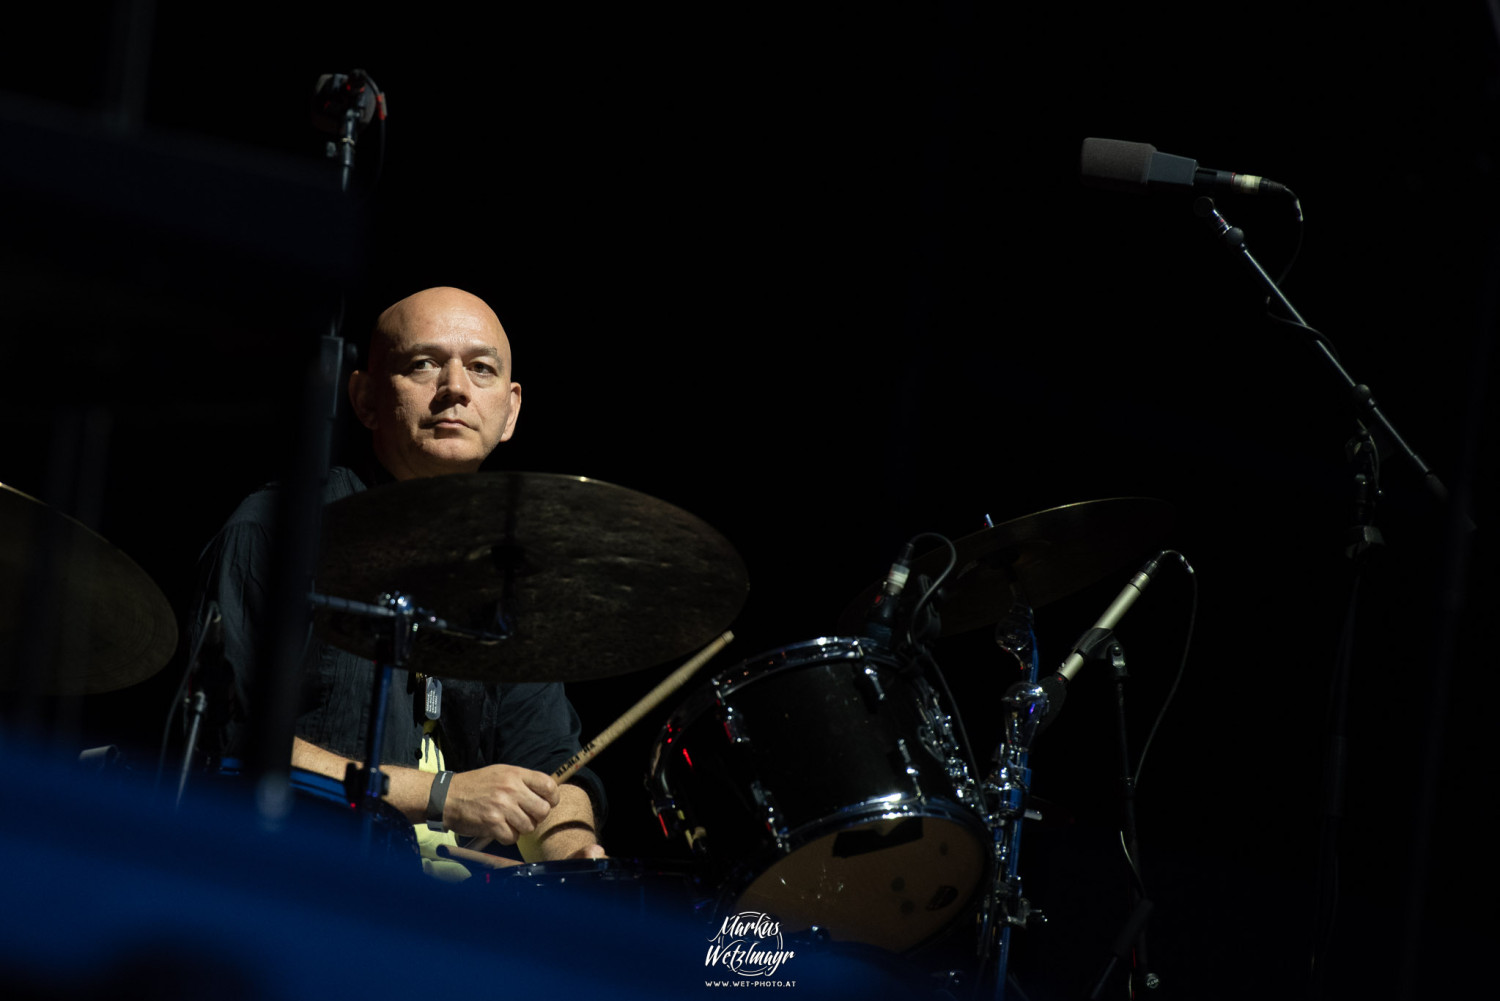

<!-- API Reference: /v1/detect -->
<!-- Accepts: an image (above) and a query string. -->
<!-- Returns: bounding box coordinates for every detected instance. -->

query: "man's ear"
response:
[497,382,522,443]
[348,369,379,430]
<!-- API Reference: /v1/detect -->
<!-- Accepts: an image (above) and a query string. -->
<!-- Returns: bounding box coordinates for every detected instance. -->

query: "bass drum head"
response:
[734,810,988,955]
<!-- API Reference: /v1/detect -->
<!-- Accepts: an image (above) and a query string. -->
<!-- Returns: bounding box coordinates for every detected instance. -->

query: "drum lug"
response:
[856,664,887,707]
[895,737,924,799]
[717,700,751,745]
[750,780,791,852]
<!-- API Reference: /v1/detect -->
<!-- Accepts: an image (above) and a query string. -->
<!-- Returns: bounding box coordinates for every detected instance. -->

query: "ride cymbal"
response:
[315,472,749,682]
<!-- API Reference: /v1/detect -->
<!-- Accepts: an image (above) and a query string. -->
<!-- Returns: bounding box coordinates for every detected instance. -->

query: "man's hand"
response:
[290,737,603,860]
[443,764,560,844]
[518,783,605,862]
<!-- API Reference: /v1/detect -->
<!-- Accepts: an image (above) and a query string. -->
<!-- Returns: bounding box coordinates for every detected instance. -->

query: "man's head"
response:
[348,286,522,480]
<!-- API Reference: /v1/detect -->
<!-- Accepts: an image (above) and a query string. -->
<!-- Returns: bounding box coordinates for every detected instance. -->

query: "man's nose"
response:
[434,359,472,404]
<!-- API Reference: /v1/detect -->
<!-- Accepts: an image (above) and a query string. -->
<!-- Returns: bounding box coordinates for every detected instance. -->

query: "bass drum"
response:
[648,636,988,954]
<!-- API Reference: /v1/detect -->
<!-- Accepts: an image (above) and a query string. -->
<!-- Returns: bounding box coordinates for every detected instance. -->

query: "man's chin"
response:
[384,442,487,480]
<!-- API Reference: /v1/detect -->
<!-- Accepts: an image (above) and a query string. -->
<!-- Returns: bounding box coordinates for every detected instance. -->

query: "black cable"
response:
[901,532,958,650]
[1132,554,1198,790]
[1272,186,1305,289]
[1267,312,1342,362]
[1117,553,1196,905]
[896,533,986,786]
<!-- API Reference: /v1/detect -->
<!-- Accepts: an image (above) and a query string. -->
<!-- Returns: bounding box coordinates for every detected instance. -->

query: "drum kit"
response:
[1,472,1175,998]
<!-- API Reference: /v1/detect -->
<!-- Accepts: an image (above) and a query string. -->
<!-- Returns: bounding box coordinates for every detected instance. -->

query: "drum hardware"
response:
[301,588,520,850]
[160,599,221,807]
[974,612,1049,1000]
[720,702,750,744]
[751,782,792,854]
[894,737,924,798]
[304,590,458,850]
[176,688,209,806]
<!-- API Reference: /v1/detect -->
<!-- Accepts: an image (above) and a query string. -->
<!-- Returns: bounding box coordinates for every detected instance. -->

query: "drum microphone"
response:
[862,540,915,646]
[1036,550,1178,728]
[1057,550,1173,685]
[1080,137,1290,197]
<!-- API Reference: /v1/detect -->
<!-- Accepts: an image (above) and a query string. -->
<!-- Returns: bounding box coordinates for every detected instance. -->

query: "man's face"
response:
[350,288,522,480]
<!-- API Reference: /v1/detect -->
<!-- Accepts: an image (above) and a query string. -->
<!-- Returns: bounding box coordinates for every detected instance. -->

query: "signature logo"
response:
[704,911,797,978]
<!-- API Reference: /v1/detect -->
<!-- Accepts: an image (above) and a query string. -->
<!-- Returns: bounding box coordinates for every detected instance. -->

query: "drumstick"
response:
[465,630,733,853]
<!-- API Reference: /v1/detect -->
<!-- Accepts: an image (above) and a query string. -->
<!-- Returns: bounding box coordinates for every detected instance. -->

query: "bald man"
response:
[190,287,605,868]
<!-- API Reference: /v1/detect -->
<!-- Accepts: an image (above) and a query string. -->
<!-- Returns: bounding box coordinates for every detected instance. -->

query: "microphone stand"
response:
[1192,198,1463,997]
[1037,555,1184,999]
[1084,636,1157,999]
[1192,197,1457,511]
[246,70,381,822]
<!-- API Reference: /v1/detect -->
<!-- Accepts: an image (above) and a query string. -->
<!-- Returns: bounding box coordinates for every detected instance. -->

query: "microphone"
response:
[1056,550,1173,684]
[1030,550,1176,731]
[862,541,915,646]
[311,69,384,136]
[1080,137,1289,197]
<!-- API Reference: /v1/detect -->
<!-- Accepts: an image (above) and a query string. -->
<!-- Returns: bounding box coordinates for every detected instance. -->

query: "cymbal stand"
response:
[305,590,505,852]
[978,603,1049,1001]
[175,689,207,808]
[163,600,219,807]
[352,592,415,853]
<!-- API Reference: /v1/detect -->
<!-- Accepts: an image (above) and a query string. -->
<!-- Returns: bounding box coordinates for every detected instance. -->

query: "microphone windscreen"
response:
[1079,137,1157,192]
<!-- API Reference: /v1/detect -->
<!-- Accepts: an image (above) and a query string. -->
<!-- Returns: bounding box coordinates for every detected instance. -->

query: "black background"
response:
[2,3,1495,998]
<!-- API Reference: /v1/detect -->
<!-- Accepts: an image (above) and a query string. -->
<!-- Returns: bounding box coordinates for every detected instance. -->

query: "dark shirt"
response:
[189,464,606,827]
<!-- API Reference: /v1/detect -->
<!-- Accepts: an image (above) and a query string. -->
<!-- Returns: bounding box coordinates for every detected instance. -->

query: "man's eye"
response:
[407,359,436,372]
[470,363,497,375]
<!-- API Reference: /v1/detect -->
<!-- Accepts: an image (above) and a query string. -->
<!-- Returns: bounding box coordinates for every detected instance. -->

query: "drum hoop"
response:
[662,635,899,731]
[500,857,702,881]
[713,796,991,911]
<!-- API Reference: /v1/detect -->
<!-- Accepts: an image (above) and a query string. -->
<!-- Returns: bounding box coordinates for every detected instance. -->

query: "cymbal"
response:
[0,483,179,695]
[839,498,1173,637]
[315,472,749,683]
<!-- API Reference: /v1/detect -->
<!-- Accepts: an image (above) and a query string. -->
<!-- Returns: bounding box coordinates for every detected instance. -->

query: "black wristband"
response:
[425,770,453,832]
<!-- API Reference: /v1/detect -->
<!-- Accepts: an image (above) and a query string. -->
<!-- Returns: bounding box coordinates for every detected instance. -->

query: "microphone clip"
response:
[1069,626,1126,680]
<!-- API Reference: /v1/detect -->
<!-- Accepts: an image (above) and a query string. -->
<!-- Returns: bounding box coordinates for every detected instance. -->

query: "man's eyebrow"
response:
[391,341,502,360]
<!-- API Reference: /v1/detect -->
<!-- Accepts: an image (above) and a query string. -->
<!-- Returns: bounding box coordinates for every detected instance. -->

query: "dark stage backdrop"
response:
[1,3,1494,999]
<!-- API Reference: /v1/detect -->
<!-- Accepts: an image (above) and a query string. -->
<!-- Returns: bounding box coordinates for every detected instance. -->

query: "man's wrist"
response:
[425,770,453,831]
